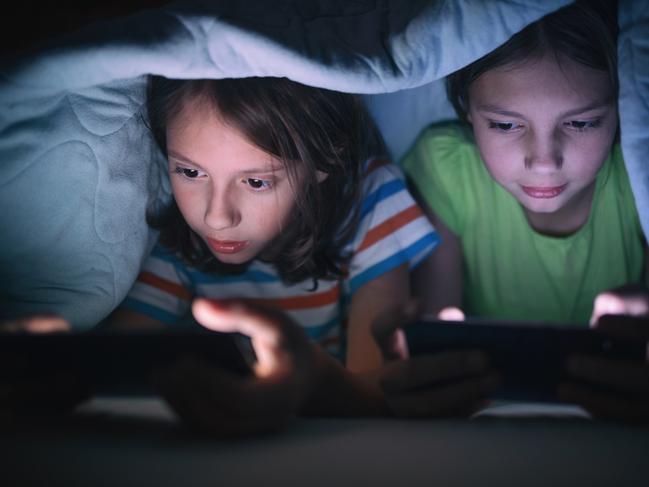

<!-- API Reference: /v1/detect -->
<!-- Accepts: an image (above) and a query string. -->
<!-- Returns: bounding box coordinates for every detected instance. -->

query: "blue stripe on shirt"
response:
[360,179,404,220]
[149,248,280,285]
[349,232,440,294]
[303,316,340,341]
[187,268,279,284]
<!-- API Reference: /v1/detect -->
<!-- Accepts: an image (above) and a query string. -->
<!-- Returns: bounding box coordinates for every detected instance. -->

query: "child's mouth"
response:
[521,183,568,199]
[207,238,250,254]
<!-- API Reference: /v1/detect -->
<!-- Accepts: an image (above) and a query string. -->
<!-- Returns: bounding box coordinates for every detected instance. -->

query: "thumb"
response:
[589,291,649,328]
[192,298,295,378]
[372,299,419,361]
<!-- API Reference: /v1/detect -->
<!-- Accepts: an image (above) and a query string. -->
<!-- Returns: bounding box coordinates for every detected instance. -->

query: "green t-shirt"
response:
[401,121,645,324]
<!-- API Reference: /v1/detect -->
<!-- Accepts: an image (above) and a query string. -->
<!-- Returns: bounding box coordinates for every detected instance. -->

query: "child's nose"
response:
[524,132,564,172]
[204,186,241,230]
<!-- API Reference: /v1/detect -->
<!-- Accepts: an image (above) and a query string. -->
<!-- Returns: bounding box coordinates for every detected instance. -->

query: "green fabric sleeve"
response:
[400,121,477,236]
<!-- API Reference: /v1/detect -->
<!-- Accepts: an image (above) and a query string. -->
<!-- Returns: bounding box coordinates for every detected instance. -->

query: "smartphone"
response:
[0,329,253,396]
[403,319,645,402]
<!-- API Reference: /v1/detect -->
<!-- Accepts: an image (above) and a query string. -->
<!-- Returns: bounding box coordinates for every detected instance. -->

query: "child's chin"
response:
[518,195,566,214]
[211,251,255,266]
[216,255,250,265]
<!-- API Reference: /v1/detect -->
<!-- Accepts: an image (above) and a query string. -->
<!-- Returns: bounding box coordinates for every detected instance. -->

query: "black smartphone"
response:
[0,329,253,396]
[403,319,646,402]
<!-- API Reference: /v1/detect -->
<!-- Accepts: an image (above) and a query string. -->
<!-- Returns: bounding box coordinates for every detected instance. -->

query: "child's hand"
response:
[372,302,500,418]
[154,298,322,437]
[558,314,649,423]
[0,315,90,424]
[590,285,649,326]
[437,306,466,321]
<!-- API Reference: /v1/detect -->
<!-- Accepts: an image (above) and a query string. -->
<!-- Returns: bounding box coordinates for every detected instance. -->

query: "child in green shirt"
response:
[399,1,649,421]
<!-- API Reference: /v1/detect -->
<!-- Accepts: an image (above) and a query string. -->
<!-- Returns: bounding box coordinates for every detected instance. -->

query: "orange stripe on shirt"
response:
[245,284,340,310]
[138,271,193,301]
[358,204,424,253]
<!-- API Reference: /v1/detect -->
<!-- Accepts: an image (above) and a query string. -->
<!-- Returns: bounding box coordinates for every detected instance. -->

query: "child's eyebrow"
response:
[167,151,201,166]
[167,150,284,173]
[477,100,614,119]
[239,167,286,174]
[558,100,614,117]
[476,105,524,118]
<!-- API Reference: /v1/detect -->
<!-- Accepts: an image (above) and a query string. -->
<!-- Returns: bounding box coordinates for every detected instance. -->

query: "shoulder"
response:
[401,120,477,174]
[400,120,483,200]
[356,158,414,219]
[361,157,406,191]
[344,158,439,292]
[398,121,486,234]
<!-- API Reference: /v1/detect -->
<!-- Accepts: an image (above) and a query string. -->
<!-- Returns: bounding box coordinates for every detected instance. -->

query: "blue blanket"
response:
[2,0,646,328]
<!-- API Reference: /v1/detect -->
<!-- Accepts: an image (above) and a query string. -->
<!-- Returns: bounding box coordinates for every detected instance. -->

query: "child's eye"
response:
[488,121,522,132]
[244,178,273,191]
[564,119,601,132]
[173,166,206,179]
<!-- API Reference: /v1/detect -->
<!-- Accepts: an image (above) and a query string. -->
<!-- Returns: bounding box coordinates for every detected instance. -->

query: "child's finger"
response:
[0,315,70,334]
[371,299,419,360]
[385,373,500,418]
[592,314,649,342]
[154,357,247,416]
[192,299,281,341]
[156,359,292,437]
[159,356,303,418]
[557,382,649,423]
[156,362,256,436]
[590,292,649,327]
[379,349,490,394]
[192,298,307,379]
[566,355,649,396]
[437,307,465,321]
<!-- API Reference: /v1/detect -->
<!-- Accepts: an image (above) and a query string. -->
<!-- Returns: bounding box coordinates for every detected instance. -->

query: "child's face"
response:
[166,97,298,265]
[467,53,617,230]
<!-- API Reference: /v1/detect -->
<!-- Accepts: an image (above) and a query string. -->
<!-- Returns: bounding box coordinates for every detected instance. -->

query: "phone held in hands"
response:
[403,319,646,402]
[0,329,253,396]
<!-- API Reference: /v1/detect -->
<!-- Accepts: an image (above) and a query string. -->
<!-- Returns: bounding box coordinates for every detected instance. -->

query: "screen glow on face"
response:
[166,99,298,265]
[467,53,617,234]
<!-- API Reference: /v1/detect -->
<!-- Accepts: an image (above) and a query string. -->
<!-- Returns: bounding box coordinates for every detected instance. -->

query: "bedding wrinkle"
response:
[66,83,144,137]
[0,105,88,186]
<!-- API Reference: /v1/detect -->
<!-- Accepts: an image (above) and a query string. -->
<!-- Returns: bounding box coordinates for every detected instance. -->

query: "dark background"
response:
[1,1,170,57]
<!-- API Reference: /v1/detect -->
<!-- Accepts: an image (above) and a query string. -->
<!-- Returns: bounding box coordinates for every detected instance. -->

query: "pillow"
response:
[0,0,585,328]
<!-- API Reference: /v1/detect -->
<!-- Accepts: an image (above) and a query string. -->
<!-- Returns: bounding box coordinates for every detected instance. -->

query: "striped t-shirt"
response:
[121,160,439,358]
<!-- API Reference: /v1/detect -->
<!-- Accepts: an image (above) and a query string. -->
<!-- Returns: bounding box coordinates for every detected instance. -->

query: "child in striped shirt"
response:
[105,76,447,433]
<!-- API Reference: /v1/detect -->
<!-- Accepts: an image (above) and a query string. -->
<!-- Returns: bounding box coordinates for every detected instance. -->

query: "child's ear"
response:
[316,170,329,183]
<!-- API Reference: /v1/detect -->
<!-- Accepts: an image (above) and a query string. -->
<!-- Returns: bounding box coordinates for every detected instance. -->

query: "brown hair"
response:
[146,76,384,286]
[446,0,618,122]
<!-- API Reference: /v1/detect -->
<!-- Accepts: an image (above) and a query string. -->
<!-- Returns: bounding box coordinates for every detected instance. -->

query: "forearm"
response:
[300,347,390,417]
